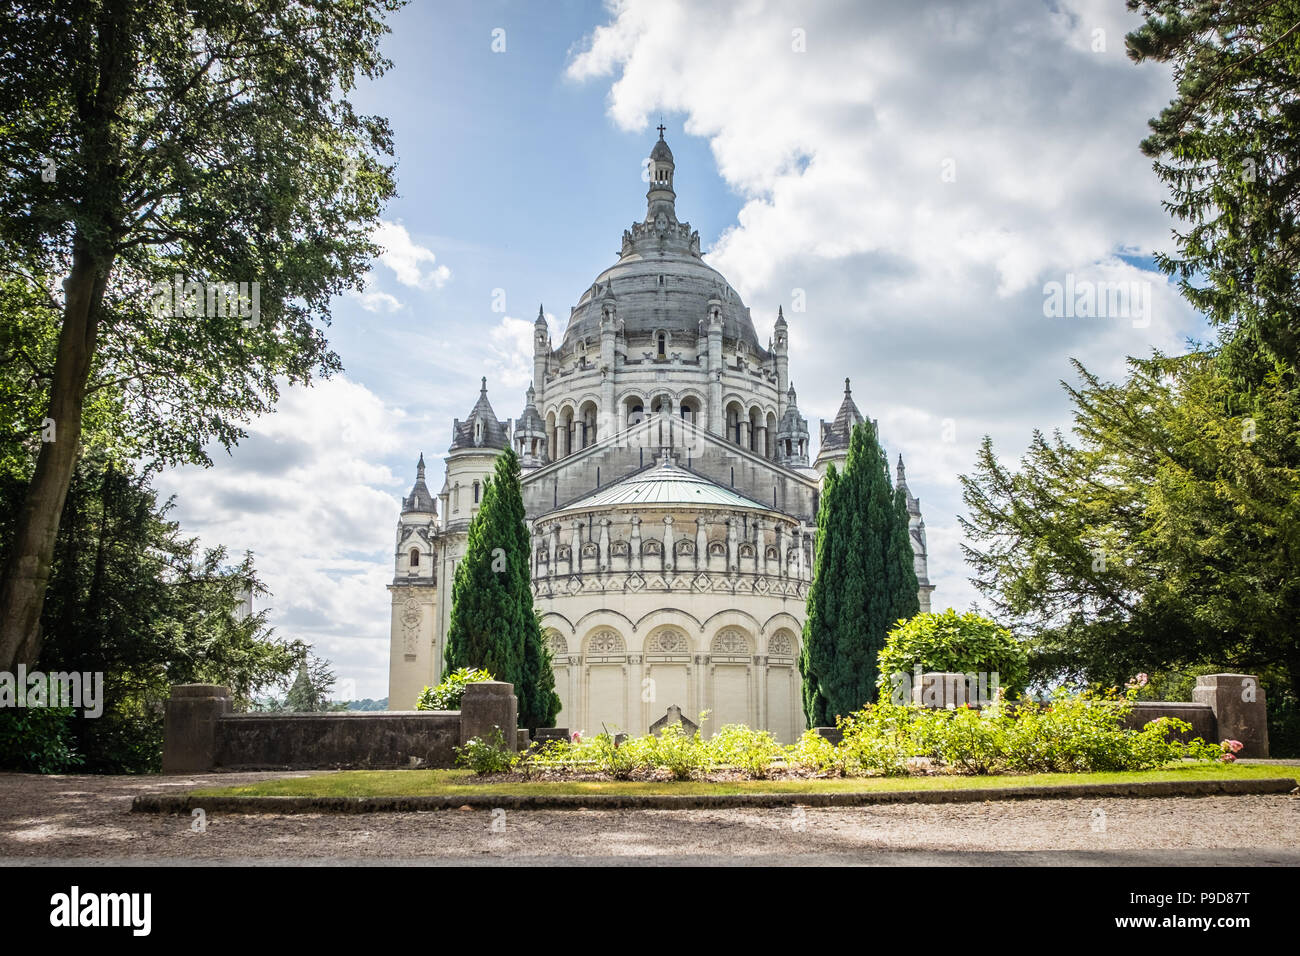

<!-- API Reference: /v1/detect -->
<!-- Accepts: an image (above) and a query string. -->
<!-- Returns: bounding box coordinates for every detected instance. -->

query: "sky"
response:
[153,0,1207,701]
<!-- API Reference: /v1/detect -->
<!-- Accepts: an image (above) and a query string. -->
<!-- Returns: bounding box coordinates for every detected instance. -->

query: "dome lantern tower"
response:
[646,126,677,224]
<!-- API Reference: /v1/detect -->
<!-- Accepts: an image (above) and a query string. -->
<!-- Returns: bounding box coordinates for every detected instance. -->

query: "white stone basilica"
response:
[388,132,933,741]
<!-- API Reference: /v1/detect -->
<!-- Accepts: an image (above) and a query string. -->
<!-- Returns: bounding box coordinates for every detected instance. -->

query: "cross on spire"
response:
[657,123,666,139]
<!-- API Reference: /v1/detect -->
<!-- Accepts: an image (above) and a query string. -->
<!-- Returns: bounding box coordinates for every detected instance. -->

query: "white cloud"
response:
[353,290,405,313]
[567,0,1201,614]
[487,316,536,390]
[372,219,453,289]
[154,376,422,699]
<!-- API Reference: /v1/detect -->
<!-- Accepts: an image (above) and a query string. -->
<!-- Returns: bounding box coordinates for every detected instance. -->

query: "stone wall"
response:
[162,681,520,773]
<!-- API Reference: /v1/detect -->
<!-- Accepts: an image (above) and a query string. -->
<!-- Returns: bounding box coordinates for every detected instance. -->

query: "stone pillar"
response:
[550,523,561,578]
[757,653,768,730]
[597,518,610,571]
[630,515,642,572]
[663,516,675,573]
[571,520,584,574]
[1193,674,1270,757]
[460,681,518,749]
[695,516,708,572]
[162,684,231,773]
[727,516,739,573]
[741,421,751,451]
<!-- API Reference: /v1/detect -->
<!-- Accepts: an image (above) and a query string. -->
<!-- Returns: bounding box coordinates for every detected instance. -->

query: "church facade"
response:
[388,133,933,741]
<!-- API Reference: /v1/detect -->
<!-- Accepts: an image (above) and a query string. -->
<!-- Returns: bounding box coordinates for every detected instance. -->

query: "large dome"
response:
[559,135,766,358]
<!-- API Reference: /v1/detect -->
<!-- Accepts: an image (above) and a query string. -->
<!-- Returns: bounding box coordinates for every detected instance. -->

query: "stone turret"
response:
[515,382,548,470]
[444,377,509,532]
[776,385,809,467]
[814,378,865,481]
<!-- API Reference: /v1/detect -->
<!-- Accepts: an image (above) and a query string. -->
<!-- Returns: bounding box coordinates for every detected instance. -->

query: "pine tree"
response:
[443,449,559,728]
[800,422,919,725]
[444,467,523,695]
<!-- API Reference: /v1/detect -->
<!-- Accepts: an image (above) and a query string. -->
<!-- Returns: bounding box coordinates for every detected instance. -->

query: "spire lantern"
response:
[646,128,677,223]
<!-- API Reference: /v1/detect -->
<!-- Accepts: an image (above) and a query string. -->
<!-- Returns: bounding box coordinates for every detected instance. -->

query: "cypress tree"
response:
[444,464,524,696]
[800,421,919,725]
[443,448,559,728]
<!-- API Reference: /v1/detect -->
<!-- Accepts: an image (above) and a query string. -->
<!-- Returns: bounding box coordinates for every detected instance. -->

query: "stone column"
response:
[549,523,561,578]
[598,518,611,572]
[1193,674,1270,757]
[630,515,642,572]
[775,524,785,579]
[162,684,231,773]
[695,516,708,572]
[727,516,739,573]
[571,520,583,575]
[756,653,768,731]
[741,421,751,451]
[663,516,675,574]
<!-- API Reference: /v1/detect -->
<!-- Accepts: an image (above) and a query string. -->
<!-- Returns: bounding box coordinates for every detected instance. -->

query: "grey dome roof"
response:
[557,459,770,512]
[650,137,673,162]
[558,134,766,357]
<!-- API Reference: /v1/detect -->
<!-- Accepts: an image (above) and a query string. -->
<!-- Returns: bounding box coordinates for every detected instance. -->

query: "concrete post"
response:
[460,681,518,751]
[1193,674,1269,757]
[162,684,231,773]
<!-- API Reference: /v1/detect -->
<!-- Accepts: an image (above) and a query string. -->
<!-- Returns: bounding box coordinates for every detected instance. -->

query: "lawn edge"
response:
[131,776,1299,814]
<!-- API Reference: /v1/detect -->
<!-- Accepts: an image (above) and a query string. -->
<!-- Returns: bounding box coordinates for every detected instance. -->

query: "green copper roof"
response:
[558,460,771,512]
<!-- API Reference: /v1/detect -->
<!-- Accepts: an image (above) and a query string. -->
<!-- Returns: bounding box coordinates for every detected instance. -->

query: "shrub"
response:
[649,722,709,780]
[837,702,920,776]
[785,729,844,775]
[415,667,494,711]
[876,609,1028,701]
[454,728,515,775]
[0,706,83,773]
[710,724,783,778]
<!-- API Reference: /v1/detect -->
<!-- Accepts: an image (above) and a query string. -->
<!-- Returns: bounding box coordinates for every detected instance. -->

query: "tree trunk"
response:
[0,243,108,671]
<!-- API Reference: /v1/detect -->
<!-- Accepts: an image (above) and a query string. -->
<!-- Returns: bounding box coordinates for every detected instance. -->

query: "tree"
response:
[261,642,343,713]
[800,422,919,725]
[0,0,402,672]
[0,449,304,771]
[1126,0,1300,381]
[960,354,1300,699]
[443,450,559,728]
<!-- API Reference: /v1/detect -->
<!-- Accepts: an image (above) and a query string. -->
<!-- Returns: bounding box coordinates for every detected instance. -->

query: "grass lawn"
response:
[191,761,1299,799]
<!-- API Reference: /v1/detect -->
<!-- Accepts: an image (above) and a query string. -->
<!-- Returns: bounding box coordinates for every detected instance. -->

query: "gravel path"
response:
[2,770,1297,865]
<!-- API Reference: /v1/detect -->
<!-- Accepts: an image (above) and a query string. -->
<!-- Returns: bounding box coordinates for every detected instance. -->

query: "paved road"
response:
[1,771,1297,865]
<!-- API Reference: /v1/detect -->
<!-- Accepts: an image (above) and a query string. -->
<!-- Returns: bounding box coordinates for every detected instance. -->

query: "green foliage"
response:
[784,729,844,775]
[877,609,1028,700]
[960,354,1300,706]
[0,0,404,671]
[648,722,710,780]
[710,724,783,778]
[1126,0,1300,378]
[0,705,81,773]
[444,450,559,729]
[415,667,495,712]
[454,729,515,776]
[801,422,920,726]
[0,453,305,772]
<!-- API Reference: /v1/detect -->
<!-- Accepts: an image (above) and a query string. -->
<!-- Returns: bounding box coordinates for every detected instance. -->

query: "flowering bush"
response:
[785,729,844,775]
[415,667,495,711]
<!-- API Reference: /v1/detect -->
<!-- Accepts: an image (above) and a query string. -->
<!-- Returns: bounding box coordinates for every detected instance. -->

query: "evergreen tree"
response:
[443,472,523,695]
[800,422,919,725]
[443,449,559,727]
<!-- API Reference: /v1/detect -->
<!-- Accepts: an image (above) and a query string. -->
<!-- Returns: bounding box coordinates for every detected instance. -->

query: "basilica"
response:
[388,132,933,742]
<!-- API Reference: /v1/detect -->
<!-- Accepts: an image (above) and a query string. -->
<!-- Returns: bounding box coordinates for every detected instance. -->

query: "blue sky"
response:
[155,0,1207,700]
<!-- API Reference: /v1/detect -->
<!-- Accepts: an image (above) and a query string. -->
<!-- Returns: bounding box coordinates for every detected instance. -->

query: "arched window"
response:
[409,548,419,567]
[473,481,481,504]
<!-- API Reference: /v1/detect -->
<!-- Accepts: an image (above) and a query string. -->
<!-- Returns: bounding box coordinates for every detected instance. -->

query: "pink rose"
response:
[1219,752,1237,763]
[1228,739,1244,753]
[572,732,581,743]
[1136,673,1149,686]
